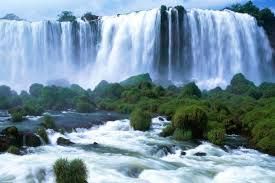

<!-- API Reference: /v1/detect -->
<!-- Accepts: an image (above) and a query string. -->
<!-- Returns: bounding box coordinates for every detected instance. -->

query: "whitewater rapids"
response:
[0,117,274,183]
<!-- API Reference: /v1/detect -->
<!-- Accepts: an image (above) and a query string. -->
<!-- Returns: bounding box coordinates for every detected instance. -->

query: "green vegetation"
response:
[41,115,56,130]
[228,1,275,33]
[0,72,275,155]
[130,109,151,131]
[36,127,49,144]
[54,158,88,183]
[81,12,99,21]
[57,11,76,22]
[7,146,20,155]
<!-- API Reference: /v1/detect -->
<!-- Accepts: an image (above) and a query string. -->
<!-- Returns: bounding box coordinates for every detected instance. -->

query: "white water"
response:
[0,7,273,90]
[0,118,274,183]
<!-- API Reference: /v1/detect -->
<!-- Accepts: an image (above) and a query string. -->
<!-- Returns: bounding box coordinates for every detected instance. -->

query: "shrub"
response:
[180,82,201,98]
[76,101,95,113]
[69,159,88,183]
[130,109,151,131]
[226,73,255,95]
[256,133,275,155]
[81,12,98,21]
[29,83,43,97]
[36,127,49,144]
[173,129,192,141]
[172,106,208,138]
[11,111,24,122]
[160,124,175,137]
[42,115,56,130]
[57,11,76,22]
[7,146,20,155]
[54,158,88,183]
[120,73,152,87]
[207,128,225,145]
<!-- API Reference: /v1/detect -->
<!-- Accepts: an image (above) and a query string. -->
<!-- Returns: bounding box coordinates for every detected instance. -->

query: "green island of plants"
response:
[1,72,275,155]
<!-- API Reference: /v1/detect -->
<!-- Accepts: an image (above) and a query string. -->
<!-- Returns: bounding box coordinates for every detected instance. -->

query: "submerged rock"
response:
[194,152,207,157]
[57,137,74,146]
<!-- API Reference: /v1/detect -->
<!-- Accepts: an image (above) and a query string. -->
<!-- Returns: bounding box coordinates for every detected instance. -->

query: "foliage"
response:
[160,124,175,137]
[7,145,20,155]
[172,106,208,138]
[173,129,192,141]
[180,82,201,98]
[207,128,225,145]
[36,127,49,144]
[57,11,76,22]
[130,109,151,131]
[228,1,275,29]
[120,73,152,87]
[54,158,88,183]
[81,12,98,21]
[41,115,56,130]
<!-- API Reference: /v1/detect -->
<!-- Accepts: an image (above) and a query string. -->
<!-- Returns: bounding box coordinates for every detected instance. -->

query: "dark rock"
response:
[181,151,186,156]
[158,117,165,121]
[57,137,74,146]
[24,133,41,147]
[93,142,98,145]
[194,152,207,156]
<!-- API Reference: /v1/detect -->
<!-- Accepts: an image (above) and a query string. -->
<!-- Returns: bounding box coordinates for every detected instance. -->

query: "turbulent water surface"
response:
[0,8,274,90]
[0,117,274,183]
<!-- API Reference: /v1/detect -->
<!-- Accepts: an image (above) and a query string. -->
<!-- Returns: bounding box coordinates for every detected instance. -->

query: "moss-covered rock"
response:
[130,109,151,131]
[36,127,49,144]
[7,145,20,155]
[172,106,208,138]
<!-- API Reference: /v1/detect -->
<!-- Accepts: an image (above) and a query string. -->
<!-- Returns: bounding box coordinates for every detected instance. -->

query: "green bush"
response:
[57,11,76,22]
[120,73,152,87]
[207,128,225,145]
[76,101,95,113]
[130,109,151,131]
[54,158,88,183]
[226,73,255,95]
[180,82,201,98]
[11,111,24,122]
[160,124,175,137]
[256,132,275,155]
[7,146,20,155]
[173,129,192,141]
[42,115,56,130]
[172,106,208,138]
[36,127,49,144]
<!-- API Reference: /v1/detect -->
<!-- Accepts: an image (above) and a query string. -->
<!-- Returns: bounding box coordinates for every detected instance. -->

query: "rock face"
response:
[0,126,41,152]
[57,137,74,146]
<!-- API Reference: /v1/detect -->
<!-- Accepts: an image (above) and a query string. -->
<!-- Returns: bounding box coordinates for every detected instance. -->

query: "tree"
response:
[57,11,76,22]
[81,12,98,21]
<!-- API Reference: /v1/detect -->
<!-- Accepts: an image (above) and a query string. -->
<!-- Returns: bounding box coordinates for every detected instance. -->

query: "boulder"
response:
[57,137,74,146]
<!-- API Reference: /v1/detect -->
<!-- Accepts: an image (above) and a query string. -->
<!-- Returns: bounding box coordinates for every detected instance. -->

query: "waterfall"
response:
[0,7,273,90]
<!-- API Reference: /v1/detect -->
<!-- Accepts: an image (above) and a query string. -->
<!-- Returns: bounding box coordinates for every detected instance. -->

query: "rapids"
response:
[0,117,274,183]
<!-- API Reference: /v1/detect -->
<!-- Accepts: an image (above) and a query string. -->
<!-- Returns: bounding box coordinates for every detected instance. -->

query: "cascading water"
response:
[0,7,273,90]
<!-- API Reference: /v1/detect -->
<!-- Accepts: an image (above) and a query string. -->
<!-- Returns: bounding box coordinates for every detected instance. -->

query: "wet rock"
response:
[181,151,186,156]
[57,137,74,146]
[24,133,41,147]
[93,142,98,145]
[194,152,207,156]
[158,117,165,121]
